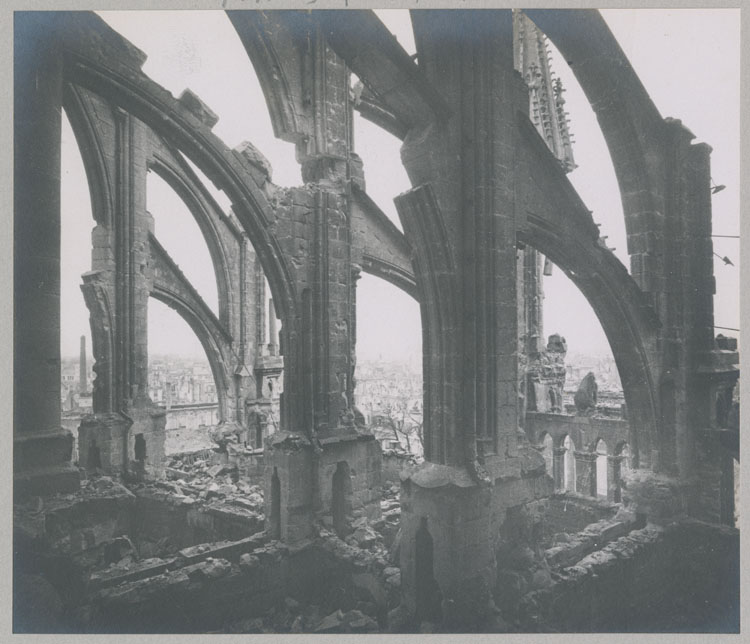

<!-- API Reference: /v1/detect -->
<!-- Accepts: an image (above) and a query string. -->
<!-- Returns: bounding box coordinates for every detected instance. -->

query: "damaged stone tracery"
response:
[14,8,738,634]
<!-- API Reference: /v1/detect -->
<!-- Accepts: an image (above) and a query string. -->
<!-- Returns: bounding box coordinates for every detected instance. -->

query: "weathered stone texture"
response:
[12,9,740,633]
[514,520,739,632]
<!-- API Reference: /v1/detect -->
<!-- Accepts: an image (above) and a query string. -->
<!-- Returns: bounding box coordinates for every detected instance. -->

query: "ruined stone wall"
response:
[132,490,264,553]
[165,404,220,431]
[526,411,629,453]
[532,494,618,543]
[316,438,382,523]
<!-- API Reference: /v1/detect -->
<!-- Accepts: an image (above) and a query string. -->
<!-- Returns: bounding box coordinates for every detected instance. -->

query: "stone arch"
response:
[519,226,659,471]
[62,84,114,226]
[523,10,668,265]
[226,11,306,146]
[147,147,234,328]
[149,290,231,423]
[62,88,118,413]
[614,440,629,456]
[360,257,419,301]
[59,13,301,427]
[61,15,294,325]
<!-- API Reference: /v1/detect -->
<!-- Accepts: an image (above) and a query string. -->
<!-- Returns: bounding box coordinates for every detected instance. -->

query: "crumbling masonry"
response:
[14,9,738,633]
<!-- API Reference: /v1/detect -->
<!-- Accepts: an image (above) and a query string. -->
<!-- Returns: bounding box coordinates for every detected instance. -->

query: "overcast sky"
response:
[60,9,739,368]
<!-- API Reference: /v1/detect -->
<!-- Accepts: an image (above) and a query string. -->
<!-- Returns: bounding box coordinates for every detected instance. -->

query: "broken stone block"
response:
[315,609,344,633]
[352,526,379,549]
[207,465,228,478]
[186,557,232,581]
[385,571,401,588]
[230,497,256,510]
[344,609,378,632]
[235,480,252,494]
[530,567,553,590]
[178,89,219,128]
[234,141,273,184]
[217,484,236,496]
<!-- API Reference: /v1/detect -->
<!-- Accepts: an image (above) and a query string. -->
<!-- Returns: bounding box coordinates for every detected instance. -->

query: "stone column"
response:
[522,248,543,355]
[267,298,278,356]
[552,447,566,491]
[607,454,624,502]
[228,234,259,430]
[263,20,381,543]
[77,106,165,480]
[254,260,266,349]
[575,451,597,498]
[395,11,550,628]
[14,13,79,498]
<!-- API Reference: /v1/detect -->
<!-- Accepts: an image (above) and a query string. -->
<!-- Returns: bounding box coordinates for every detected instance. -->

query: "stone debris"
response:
[239,553,260,572]
[315,609,344,632]
[186,557,232,581]
[313,608,378,633]
[146,455,267,516]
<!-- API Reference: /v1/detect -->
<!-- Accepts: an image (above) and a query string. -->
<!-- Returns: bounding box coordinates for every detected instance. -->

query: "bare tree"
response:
[373,398,423,457]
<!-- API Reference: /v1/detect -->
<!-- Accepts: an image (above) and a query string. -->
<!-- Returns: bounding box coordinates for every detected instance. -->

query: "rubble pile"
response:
[14,469,411,633]
[376,482,401,550]
[158,454,266,513]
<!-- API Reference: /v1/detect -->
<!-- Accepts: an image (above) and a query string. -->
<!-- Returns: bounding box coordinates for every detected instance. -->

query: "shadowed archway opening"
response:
[415,517,442,623]
[332,461,353,538]
[270,466,282,539]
